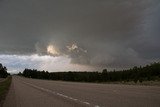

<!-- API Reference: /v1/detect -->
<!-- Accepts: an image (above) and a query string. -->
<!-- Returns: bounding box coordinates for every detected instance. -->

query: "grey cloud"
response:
[0,0,160,69]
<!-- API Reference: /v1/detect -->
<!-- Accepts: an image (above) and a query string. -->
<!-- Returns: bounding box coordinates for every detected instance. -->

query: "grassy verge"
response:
[101,80,160,86]
[0,76,12,104]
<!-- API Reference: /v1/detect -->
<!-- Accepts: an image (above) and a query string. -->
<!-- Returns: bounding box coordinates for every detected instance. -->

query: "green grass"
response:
[0,76,12,101]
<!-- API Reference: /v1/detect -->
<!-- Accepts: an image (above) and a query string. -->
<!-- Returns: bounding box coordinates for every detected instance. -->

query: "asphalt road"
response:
[3,76,160,107]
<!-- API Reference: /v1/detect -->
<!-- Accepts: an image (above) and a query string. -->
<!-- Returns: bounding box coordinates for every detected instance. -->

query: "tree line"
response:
[19,62,160,83]
[0,63,10,78]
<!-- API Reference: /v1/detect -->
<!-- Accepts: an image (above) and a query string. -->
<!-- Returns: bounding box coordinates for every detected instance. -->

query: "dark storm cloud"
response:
[0,0,160,68]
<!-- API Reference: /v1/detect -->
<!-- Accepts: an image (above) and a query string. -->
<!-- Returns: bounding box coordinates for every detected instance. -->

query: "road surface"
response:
[3,76,160,107]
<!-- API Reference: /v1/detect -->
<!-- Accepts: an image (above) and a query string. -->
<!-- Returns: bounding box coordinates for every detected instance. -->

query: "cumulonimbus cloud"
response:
[0,0,159,70]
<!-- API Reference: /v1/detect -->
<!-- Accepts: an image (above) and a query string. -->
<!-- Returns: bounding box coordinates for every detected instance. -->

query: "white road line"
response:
[22,81,101,107]
[83,102,90,105]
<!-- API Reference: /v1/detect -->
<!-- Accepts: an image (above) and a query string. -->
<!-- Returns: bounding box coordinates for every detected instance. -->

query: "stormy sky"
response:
[0,0,160,73]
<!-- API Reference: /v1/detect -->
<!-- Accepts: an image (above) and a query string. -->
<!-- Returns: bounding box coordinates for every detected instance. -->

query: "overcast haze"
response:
[0,0,160,73]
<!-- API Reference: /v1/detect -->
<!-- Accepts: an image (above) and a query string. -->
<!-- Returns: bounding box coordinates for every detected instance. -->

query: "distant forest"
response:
[19,62,160,83]
[0,63,10,78]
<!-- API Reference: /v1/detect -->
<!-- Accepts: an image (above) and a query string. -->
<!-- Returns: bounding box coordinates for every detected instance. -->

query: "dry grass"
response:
[104,80,160,86]
[0,76,12,106]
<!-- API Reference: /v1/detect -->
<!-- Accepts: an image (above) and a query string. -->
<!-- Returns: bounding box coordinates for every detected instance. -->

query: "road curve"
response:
[3,76,160,107]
